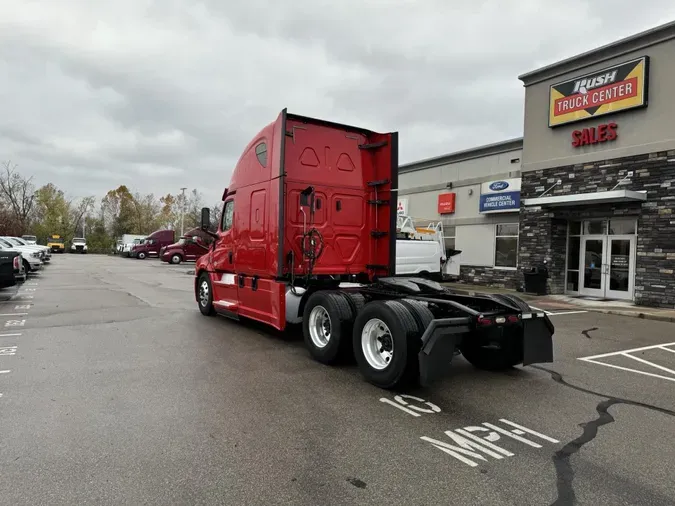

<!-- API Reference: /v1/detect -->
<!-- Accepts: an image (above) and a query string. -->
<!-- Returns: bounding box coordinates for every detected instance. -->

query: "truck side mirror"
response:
[200,207,210,231]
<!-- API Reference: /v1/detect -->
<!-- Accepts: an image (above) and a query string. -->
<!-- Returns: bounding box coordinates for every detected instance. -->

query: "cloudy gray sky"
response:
[1,1,674,205]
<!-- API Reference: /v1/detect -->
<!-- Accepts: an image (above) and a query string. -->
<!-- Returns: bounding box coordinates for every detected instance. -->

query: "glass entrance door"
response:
[579,235,635,300]
[605,236,635,300]
[580,237,606,297]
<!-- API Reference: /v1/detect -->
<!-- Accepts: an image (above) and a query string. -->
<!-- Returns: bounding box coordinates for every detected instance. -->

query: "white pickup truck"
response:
[395,214,461,280]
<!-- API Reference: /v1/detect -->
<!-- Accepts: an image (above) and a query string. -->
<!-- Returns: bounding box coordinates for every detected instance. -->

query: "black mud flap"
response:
[522,314,555,366]
[418,317,471,387]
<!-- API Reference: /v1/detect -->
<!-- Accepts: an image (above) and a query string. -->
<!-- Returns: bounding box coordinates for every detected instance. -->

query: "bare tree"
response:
[0,160,36,232]
[70,196,96,237]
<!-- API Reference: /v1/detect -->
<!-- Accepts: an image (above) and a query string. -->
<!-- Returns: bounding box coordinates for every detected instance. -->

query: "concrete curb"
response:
[444,285,675,323]
[595,309,675,323]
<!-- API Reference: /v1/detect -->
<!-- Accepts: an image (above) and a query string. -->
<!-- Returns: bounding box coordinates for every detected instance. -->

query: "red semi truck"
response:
[160,228,213,264]
[194,110,554,389]
[131,229,175,259]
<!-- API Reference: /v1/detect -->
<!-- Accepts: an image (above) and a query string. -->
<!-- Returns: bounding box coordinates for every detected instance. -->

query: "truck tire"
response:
[197,272,216,316]
[340,292,365,315]
[171,254,182,265]
[22,259,31,273]
[137,251,147,260]
[352,300,421,389]
[491,293,531,312]
[303,291,355,365]
[460,336,524,371]
[399,299,434,332]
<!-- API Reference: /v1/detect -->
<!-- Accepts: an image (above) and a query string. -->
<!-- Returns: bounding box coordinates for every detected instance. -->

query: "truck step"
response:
[367,178,391,187]
[370,231,388,238]
[367,199,390,206]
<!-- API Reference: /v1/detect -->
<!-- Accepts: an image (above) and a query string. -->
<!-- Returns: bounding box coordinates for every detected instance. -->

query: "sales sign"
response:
[548,56,649,127]
[479,178,521,213]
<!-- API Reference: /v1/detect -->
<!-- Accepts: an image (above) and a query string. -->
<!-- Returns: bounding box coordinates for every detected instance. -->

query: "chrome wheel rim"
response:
[172,255,180,264]
[362,318,393,370]
[199,280,209,307]
[308,305,331,348]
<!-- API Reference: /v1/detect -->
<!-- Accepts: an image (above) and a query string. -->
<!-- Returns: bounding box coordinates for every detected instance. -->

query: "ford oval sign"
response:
[489,181,509,191]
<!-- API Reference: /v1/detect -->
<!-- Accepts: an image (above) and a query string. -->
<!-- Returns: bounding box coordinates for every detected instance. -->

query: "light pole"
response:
[180,187,187,236]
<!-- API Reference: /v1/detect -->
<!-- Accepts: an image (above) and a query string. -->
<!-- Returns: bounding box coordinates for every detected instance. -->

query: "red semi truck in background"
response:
[194,109,554,389]
[131,229,175,259]
[160,228,213,264]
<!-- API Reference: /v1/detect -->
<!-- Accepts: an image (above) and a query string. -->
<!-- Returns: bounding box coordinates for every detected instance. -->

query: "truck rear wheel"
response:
[303,291,355,365]
[352,300,421,389]
[461,330,523,371]
[491,293,531,312]
[197,272,216,316]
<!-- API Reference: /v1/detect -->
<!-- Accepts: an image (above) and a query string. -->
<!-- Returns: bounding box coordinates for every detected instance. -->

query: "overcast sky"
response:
[1,2,674,205]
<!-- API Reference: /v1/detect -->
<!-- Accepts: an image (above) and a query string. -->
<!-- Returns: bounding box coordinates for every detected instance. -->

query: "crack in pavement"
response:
[531,365,675,506]
[581,327,598,339]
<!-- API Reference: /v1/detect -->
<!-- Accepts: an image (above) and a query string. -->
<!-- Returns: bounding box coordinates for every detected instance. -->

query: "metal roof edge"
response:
[399,137,523,173]
[518,20,675,86]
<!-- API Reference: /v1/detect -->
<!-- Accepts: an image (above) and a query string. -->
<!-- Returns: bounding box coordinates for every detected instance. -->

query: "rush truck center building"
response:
[399,20,675,308]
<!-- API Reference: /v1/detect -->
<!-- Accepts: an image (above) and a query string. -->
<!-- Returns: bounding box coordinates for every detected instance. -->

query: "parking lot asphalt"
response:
[1,255,674,506]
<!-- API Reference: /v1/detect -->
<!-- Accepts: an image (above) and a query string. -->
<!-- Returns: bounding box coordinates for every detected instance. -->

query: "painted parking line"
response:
[0,370,10,374]
[578,342,675,383]
[529,305,587,316]
[0,333,22,337]
[0,313,28,316]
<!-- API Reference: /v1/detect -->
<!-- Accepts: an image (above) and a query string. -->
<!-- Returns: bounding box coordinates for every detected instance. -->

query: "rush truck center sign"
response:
[548,56,649,127]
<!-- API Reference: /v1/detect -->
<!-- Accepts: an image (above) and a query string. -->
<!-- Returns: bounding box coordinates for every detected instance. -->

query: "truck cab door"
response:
[211,199,239,313]
[146,239,158,256]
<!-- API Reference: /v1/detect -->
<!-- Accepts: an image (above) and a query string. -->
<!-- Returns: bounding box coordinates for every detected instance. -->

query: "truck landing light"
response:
[495,316,506,324]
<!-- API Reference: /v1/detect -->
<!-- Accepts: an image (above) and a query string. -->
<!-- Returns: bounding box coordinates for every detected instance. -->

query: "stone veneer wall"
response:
[519,150,675,308]
[458,265,521,289]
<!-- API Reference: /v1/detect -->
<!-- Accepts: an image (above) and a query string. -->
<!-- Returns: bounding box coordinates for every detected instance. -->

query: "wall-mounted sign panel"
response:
[479,178,521,213]
[548,56,649,127]
[438,193,456,214]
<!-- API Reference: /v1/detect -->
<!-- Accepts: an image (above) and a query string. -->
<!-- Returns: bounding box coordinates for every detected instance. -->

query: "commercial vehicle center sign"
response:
[479,178,521,213]
[548,56,649,127]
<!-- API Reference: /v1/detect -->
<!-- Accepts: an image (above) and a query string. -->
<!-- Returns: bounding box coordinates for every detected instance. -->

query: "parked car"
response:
[21,235,38,245]
[131,229,175,259]
[0,239,39,273]
[0,246,25,288]
[161,235,211,264]
[7,236,51,262]
[71,237,87,253]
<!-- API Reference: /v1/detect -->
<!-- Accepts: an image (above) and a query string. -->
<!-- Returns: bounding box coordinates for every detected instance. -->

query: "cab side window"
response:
[255,142,267,167]
[221,200,234,231]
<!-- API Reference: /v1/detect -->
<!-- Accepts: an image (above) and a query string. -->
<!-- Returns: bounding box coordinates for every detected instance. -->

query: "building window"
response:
[444,226,456,253]
[255,142,267,167]
[566,221,581,292]
[495,223,518,268]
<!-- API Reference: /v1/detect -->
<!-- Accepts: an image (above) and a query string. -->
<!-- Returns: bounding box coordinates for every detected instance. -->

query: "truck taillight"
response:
[477,316,493,326]
[507,315,519,323]
[13,256,19,269]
